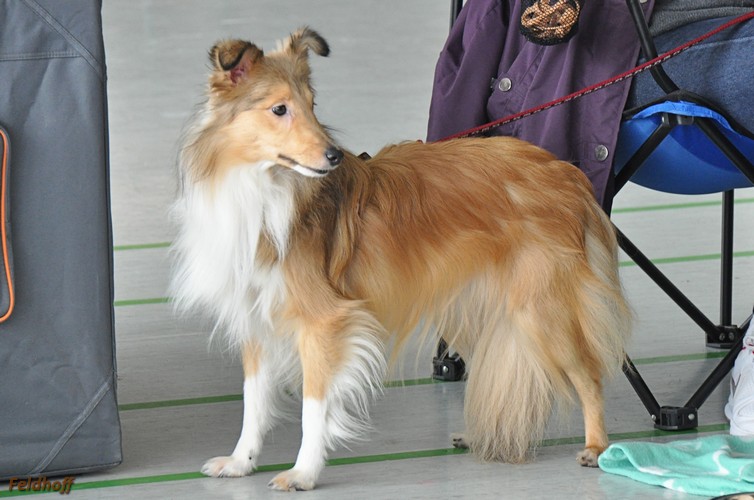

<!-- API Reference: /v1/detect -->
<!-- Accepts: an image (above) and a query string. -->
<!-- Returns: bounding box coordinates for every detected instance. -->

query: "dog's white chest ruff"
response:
[170,163,294,342]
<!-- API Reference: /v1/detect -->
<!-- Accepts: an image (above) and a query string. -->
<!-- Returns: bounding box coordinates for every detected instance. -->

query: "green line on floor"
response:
[0,425,729,496]
[117,347,726,412]
[113,242,171,251]
[118,378,447,412]
[113,297,170,307]
[118,394,242,411]
[606,423,729,441]
[612,196,754,214]
[619,249,754,267]
[631,351,726,365]
[540,423,730,449]
[384,377,443,388]
[325,447,468,467]
[117,350,729,412]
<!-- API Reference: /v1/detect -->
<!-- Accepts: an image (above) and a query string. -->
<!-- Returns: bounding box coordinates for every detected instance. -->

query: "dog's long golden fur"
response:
[171,27,631,491]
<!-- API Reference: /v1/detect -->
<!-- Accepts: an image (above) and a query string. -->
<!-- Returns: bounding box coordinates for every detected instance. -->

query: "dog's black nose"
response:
[325,146,344,167]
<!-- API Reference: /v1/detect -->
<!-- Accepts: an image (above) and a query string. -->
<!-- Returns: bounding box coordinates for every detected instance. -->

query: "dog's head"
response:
[194,27,343,179]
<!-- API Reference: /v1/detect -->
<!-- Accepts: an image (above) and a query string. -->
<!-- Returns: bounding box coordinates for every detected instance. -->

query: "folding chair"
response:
[615,0,754,430]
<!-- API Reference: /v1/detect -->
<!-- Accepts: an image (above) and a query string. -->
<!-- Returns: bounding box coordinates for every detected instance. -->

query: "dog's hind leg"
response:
[202,340,280,478]
[566,367,609,467]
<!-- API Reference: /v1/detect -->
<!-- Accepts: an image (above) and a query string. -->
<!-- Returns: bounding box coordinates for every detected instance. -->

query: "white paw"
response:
[201,455,254,477]
[268,468,317,491]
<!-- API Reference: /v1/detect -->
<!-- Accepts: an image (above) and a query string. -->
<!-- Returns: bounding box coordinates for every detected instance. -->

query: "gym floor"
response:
[61,1,754,498]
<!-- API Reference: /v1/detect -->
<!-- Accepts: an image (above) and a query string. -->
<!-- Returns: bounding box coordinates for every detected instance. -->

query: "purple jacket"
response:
[427,0,655,209]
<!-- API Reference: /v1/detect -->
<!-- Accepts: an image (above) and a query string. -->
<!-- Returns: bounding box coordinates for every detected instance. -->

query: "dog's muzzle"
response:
[280,145,344,178]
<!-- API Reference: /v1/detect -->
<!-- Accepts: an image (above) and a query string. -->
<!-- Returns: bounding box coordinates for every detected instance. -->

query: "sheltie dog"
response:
[170,27,631,491]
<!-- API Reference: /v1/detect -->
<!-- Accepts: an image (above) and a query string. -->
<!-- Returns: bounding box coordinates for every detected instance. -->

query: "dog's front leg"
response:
[202,341,275,478]
[268,331,332,491]
[268,397,329,491]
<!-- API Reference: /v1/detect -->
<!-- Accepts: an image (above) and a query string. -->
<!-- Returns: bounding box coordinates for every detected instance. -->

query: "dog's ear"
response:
[281,27,329,59]
[209,40,264,87]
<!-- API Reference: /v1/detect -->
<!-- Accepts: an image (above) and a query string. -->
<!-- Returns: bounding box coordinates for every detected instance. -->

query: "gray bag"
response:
[0,0,122,478]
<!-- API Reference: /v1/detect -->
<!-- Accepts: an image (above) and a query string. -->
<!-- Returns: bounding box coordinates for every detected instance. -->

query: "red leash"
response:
[438,10,754,142]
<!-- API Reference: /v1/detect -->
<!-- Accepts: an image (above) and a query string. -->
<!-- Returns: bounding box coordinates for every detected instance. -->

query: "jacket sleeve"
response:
[426,0,509,142]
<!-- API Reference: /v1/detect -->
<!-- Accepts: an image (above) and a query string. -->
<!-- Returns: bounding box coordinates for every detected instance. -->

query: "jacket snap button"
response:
[595,144,609,162]
[498,78,512,92]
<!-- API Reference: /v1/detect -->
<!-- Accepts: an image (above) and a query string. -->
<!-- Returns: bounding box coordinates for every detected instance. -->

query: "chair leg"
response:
[616,225,746,429]
[615,227,722,338]
[623,318,750,430]
[432,338,466,381]
[622,355,661,421]
[705,189,740,347]
[623,355,699,431]
[720,190,734,327]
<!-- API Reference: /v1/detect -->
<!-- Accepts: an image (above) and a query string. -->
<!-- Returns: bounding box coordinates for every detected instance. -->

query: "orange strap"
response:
[0,128,14,322]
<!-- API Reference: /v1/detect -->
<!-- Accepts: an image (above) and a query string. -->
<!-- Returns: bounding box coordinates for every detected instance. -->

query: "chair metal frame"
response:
[617,0,754,430]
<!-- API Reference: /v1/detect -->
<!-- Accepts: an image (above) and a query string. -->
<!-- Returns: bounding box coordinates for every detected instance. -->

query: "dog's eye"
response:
[271,104,287,116]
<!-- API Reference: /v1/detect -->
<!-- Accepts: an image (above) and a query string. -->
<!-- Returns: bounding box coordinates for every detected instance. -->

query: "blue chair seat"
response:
[614,100,754,194]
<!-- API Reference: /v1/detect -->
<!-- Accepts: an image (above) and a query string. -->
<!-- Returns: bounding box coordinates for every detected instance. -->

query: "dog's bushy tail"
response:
[462,206,630,463]
[463,320,556,462]
[578,208,633,379]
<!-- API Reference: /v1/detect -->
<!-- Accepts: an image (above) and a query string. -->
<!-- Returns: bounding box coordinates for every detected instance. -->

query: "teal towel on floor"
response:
[598,435,754,497]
